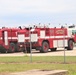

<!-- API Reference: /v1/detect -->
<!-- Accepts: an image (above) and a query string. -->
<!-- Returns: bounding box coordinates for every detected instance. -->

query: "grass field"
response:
[0,56,76,75]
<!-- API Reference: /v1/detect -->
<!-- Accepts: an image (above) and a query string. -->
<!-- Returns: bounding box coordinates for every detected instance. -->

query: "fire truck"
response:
[0,26,31,53]
[18,25,74,53]
[0,27,20,53]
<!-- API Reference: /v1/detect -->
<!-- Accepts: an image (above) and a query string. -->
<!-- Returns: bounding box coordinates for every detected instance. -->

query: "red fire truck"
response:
[0,25,75,53]
[0,27,20,53]
[18,26,74,53]
[0,26,31,53]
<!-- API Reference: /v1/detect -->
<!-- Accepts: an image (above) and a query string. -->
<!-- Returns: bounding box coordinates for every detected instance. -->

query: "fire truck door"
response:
[3,31,8,45]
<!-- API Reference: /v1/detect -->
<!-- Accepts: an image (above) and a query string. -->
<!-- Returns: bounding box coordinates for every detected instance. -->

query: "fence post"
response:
[29,26,32,63]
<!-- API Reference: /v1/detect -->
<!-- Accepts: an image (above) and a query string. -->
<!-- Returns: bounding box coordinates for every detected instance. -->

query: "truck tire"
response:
[51,48,57,51]
[16,44,23,52]
[0,49,6,53]
[40,41,49,53]
[0,46,6,53]
[67,40,73,50]
[8,43,16,53]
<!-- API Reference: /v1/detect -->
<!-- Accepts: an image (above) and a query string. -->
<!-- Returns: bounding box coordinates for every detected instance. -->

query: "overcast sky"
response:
[0,0,76,27]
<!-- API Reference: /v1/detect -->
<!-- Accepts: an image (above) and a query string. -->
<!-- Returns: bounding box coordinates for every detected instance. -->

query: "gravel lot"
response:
[0,47,76,57]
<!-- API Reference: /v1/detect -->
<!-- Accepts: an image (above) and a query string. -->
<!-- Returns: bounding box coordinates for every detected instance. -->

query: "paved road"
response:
[0,47,76,57]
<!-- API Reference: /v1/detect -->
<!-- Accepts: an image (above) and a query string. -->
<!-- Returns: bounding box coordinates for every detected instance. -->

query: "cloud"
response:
[0,0,76,15]
[0,0,76,27]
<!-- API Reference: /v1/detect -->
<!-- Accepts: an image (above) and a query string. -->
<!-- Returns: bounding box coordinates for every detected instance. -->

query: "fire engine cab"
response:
[66,25,76,43]
[18,25,74,53]
[0,27,20,53]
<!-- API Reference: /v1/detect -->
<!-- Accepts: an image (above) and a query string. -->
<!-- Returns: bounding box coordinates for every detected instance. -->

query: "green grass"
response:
[0,56,76,75]
[0,56,76,63]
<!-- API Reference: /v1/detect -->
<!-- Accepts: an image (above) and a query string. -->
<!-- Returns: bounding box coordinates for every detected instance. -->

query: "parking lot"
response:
[0,47,76,57]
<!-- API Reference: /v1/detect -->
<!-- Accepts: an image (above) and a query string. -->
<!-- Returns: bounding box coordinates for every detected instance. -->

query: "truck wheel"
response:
[8,43,16,53]
[67,40,73,50]
[51,48,57,51]
[0,46,6,53]
[17,45,23,52]
[0,49,6,53]
[40,41,49,53]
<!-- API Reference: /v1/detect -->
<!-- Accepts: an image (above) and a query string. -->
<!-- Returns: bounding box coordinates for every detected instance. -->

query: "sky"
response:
[0,0,76,27]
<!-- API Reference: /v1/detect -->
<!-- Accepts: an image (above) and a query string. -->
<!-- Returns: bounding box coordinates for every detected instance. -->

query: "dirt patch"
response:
[0,72,9,75]
[9,69,68,75]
